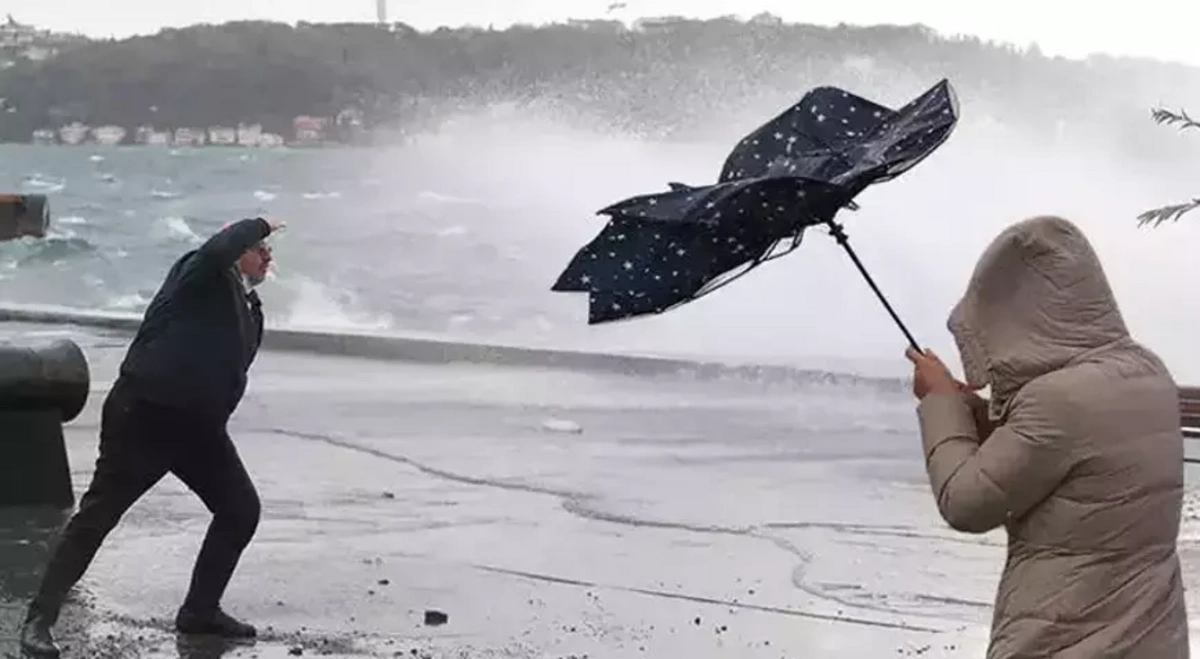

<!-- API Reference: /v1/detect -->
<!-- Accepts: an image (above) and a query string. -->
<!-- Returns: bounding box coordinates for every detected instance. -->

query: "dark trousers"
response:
[29,379,260,623]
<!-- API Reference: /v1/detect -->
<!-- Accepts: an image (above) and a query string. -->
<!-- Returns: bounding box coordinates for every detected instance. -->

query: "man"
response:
[21,217,284,658]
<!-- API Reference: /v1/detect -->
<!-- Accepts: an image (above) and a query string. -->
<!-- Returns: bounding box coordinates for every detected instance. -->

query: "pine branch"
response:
[1151,107,1200,131]
[1139,105,1200,227]
[1137,198,1200,227]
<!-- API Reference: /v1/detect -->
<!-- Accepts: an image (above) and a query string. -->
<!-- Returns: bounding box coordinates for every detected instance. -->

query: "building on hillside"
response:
[292,115,328,145]
[31,128,55,144]
[134,125,154,144]
[58,122,89,145]
[749,12,784,26]
[146,131,171,146]
[566,19,625,32]
[630,15,686,32]
[173,127,205,146]
[236,123,263,146]
[208,126,237,145]
[0,15,66,62]
[0,15,37,49]
[257,133,285,148]
[335,107,364,128]
[92,125,126,145]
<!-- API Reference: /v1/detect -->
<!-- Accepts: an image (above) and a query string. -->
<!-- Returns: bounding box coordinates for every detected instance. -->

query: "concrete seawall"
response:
[0,304,906,392]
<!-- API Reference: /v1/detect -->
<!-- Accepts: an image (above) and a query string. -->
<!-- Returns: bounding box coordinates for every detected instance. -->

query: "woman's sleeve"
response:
[916,386,1071,533]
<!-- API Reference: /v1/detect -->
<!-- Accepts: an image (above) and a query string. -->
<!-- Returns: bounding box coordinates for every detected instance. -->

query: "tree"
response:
[1138,107,1200,227]
[0,18,1198,150]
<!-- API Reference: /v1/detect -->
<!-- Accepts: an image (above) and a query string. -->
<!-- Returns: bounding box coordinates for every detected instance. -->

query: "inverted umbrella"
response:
[552,79,959,350]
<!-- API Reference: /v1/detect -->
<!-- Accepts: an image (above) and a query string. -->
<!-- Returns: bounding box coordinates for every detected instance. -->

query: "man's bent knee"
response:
[220,489,260,547]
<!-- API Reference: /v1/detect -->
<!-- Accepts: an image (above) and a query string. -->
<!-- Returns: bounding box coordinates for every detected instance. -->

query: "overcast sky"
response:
[4,0,1199,65]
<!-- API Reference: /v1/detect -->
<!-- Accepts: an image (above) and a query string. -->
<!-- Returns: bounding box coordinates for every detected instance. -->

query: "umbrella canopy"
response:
[553,79,959,327]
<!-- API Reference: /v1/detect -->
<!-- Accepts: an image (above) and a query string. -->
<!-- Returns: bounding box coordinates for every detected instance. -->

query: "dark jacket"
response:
[119,218,272,422]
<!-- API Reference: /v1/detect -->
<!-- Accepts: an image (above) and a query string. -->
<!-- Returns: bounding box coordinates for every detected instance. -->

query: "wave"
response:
[20,174,65,193]
[414,190,486,206]
[280,277,393,331]
[0,234,98,264]
[156,216,203,243]
[0,302,907,392]
[106,293,151,310]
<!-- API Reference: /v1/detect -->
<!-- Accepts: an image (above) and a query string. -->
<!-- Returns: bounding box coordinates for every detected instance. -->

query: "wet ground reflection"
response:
[0,506,70,657]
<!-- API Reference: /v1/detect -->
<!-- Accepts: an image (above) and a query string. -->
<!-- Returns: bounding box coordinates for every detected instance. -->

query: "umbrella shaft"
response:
[826,221,921,351]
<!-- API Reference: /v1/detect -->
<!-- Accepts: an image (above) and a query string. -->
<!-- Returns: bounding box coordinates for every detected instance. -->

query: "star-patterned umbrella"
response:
[552,79,959,350]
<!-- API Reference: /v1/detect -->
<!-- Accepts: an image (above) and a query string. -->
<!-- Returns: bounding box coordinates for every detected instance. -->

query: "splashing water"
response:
[0,93,1194,379]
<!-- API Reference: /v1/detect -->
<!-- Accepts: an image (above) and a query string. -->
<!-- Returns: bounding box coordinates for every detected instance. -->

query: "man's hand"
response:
[904,347,965,401]
[264,217,286,233]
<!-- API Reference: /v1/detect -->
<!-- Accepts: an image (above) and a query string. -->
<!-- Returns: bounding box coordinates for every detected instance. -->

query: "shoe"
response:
[19,612,61,658]
[174,607,257,639]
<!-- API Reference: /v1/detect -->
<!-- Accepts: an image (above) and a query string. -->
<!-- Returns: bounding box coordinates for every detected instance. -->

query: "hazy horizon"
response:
[4,0,1200,67]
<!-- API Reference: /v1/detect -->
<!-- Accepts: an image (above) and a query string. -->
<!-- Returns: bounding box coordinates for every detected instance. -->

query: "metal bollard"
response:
[0,194,49,242]
[0,339,89,508]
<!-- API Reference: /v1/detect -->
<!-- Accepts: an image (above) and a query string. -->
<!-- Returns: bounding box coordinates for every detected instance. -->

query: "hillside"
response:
[0,16,1197,151]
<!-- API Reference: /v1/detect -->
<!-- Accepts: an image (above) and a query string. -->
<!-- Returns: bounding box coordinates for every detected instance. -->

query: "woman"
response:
[906,215,1188,658]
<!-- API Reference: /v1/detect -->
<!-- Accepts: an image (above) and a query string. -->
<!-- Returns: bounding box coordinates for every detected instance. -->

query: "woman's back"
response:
[989,347,1186,658]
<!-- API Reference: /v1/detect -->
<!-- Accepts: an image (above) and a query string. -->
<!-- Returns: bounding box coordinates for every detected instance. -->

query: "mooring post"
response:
[0,339,89,509]
[0,194,49,242]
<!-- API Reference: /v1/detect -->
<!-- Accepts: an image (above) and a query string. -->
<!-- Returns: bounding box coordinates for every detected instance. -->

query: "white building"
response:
[749,12,784,26]
[173,127,205,146]
[292,115,327,145]
[0,15,37,49]
[31,128,54,144]
[257,133,285,148]
[630,15,686,32]
[136,125,173,146]
[58,122,88,145]
[208,126,237,145]
[92,125,126,145]
[236,123,263,146]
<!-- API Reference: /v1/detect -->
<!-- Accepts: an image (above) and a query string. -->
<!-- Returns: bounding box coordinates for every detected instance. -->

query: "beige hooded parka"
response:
[916,215,1189,658]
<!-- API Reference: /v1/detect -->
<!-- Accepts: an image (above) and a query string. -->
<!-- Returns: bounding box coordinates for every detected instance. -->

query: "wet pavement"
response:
[1,322,1199,657]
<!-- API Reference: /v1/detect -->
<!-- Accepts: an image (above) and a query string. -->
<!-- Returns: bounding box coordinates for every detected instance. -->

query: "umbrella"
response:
[552,79,959,350]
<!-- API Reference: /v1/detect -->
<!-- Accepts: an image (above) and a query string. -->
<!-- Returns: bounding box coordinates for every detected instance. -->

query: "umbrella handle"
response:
[825,221,921,352]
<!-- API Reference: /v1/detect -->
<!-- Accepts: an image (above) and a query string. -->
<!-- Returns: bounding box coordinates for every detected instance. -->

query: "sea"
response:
[4,107,1200,382]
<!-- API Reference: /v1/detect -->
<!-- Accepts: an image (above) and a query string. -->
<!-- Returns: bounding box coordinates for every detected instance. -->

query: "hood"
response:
[948,216,1128,416]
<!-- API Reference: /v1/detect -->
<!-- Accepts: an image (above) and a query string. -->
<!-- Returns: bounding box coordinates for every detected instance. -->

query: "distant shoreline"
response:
[14,141,361,149]
[0,17,1197,155]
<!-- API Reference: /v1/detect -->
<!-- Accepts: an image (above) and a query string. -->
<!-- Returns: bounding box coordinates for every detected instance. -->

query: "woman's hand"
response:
[904,347,965,401]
